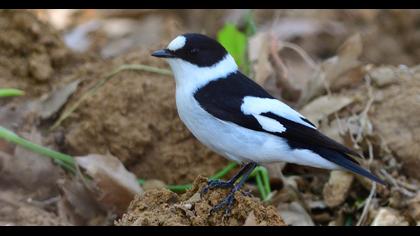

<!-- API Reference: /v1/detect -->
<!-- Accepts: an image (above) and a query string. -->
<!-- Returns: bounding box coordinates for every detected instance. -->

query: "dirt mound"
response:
[0,10,77,97]
[59,51,229,185]
[115,176,285,226]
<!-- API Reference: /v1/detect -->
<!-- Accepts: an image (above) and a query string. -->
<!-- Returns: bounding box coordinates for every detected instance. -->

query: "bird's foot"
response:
[210,190,236,217]
[201,179,233,197]
[239,189,252,197]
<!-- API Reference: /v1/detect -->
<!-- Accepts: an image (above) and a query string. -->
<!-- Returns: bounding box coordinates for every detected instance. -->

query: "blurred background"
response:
[0,9,419,226]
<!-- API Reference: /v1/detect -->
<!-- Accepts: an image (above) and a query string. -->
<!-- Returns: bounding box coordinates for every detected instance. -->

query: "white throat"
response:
[166,54,238,93]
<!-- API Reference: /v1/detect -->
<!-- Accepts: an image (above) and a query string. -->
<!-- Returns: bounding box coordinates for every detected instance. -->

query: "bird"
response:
[151,33,385,215]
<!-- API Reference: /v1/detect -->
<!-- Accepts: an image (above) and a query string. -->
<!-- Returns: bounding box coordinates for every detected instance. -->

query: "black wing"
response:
[194,71,358,158]
[194,72,387,184]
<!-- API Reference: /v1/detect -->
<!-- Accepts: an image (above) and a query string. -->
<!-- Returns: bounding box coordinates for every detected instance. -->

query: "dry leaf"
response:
[249,32,274,85]
[57,178,107,225]
[266,18,346,41]
[0,129,62,198]
[39,80,80,119]
[277,201,314,226]
[300,95,354,127]
[75,154,143,215]
[322,170,354,208]
[300,33,363,105]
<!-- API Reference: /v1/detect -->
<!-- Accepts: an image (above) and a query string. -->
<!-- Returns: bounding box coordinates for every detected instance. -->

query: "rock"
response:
[323,170,354,208]
[371,208,409,226]
[368,66,400,87]
[277,201,314,226]
[371,69,420,180]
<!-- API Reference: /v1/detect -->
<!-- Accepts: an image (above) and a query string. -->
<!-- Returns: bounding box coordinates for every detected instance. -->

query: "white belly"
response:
[175,91,339,169]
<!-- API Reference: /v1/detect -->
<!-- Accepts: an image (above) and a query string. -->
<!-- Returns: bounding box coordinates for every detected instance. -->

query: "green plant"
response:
[0,88,25,97]
[217,23,248,73]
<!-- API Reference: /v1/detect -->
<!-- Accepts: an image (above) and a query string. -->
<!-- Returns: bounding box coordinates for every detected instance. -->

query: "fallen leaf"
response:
[248,32,274,85]
[299,33,363,105]
[300,95,354,127]
[75,154,143,215]
[277,201,314,226]
[266,18,346,41]
[0,128,62,198]
[39,80,80,119]
[322,170,354,208]
[57,178,107,225]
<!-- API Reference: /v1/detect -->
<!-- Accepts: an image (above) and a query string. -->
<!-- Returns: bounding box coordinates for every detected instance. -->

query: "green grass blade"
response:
[209,162,237,180]
[0,88,25,97]
[0,126,75,169]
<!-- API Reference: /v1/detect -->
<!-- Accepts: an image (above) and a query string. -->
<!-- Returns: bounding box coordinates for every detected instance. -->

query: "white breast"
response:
[175,89,339,169]
[168,53,338,169]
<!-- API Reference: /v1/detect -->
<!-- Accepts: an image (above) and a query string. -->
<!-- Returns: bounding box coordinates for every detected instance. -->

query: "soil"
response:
[0,10,78,98]
[115,176,285,226]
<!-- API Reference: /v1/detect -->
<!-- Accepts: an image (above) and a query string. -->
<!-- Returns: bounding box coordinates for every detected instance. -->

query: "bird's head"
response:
[152,33,238,88]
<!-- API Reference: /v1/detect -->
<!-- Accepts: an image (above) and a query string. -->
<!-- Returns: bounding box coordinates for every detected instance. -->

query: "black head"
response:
[151,33,228,67]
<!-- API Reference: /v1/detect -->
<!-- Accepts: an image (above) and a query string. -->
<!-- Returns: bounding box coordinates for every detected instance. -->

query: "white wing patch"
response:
[241,96,316,130]
[167,35,186,51]
[252,114,286,133]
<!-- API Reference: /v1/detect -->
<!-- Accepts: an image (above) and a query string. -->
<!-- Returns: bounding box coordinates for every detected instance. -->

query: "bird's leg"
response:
[201,162,256,196]
[210,162,257,216]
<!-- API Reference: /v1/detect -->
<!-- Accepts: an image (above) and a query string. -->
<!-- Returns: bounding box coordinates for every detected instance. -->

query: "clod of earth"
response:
[115,176,285,226]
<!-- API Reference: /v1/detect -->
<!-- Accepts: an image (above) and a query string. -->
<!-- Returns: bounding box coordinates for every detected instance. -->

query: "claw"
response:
[201,179,233,197]
[210,192,236,216]
[240,189,252,197]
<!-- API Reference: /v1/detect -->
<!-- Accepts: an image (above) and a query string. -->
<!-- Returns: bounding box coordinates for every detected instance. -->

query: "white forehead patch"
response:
[167,36,186,51]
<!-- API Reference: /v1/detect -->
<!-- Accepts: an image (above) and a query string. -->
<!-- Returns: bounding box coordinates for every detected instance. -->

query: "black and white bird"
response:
[152,33,385,214]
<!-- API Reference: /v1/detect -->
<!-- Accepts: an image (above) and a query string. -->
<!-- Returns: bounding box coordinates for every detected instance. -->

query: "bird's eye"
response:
[190,48,199,54]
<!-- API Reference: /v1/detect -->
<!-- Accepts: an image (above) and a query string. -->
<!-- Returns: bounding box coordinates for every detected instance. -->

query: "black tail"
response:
[319,148,386,185]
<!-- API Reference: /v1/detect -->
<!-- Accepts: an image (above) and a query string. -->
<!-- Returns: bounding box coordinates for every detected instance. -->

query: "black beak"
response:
[151,49,175,58]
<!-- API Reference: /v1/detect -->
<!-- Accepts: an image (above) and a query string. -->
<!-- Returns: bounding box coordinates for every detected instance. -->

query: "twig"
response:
[356,182,376,226]
[356,140,376,226]
[280,42,319,70]
[380,169,417,198]
[50,64,172,130]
